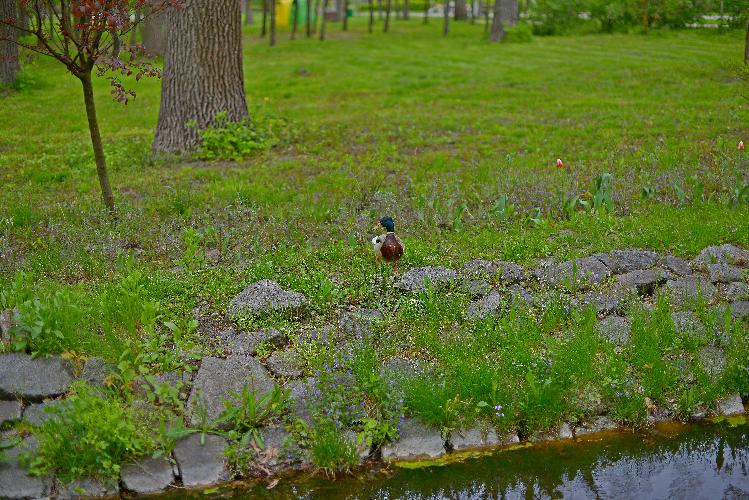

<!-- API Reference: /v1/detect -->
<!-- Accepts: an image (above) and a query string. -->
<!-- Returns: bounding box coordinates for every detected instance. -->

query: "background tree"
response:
[0,0,19,85]
[499,0,517,26]
[141,0,168,55]
[306,0,311,36]
[342,0,349,30]
[490,0,504,41]
[244,0,253,24]
[319,0,328,39]
[153,0,248,153]
[443,0,450,34]
[423,0,429,23]
[369,0,374,31]
[291,0,299,38]
[0,0,178,213]
[383,0,392,31]
[270,0,276,45]
[403,0,409,19]
[261,0,268,36]
[454,0,466,19]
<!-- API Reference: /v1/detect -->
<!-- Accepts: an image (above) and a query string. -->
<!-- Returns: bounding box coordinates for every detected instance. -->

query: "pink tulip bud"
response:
[739,141,745,151]
[556,158,564,169]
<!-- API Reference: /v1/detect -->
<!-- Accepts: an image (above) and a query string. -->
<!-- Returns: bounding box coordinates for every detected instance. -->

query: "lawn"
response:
[1,18,749,481]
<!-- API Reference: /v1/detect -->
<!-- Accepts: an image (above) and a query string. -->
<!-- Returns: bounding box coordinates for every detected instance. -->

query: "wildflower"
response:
[263,96,270,103]
[556,158,564,169]
[740,141,745,151]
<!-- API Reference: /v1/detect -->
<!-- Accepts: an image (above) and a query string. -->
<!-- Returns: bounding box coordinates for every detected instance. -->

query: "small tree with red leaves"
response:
[0,0,182,214]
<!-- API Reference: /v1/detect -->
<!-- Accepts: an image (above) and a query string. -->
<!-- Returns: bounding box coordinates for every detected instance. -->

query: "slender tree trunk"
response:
[423,0,429,23]
[320,0,329,39]
[0,0,20,85]
[80,73,115,214]
[270,0,276,45]
[443,0,450,35]
[306,0,312,36]
[641,0,649,33]
[245,0,253,24]
[291,0,299,38]
[454,0,466,20]
[313,0,320,32]
[153,0,249,154]
[745,16,749,64]
[403,0,409,19]
[369,0,374,31]
[129,9,143,46]
[396,0,401,20]
[343,0,349,30]
[378,0,383,19]
[483,0,489,31]
[262,0,268,36]
[490,0,503,41]
[384,0,392,31]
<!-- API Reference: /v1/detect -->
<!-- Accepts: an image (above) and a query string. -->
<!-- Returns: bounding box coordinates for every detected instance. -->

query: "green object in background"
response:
[346,7,353,17]
[290,0,317,25]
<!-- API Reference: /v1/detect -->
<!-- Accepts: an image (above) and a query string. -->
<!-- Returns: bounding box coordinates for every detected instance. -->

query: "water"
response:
[171,421,749,499]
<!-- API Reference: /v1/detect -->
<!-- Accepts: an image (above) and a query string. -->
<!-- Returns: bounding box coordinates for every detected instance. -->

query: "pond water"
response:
[172,420,749,499]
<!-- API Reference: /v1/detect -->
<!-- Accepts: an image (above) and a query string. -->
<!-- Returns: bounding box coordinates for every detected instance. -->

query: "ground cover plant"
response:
[1,17,749,486]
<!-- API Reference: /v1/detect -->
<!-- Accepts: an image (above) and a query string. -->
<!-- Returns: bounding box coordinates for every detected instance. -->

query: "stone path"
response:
[0,243,747,497]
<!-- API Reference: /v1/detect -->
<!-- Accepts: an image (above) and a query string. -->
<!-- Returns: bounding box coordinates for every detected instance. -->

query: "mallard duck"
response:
[372,216,405,274]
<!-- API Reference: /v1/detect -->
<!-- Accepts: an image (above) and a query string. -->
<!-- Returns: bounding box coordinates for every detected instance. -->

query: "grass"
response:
[1,18,749,479]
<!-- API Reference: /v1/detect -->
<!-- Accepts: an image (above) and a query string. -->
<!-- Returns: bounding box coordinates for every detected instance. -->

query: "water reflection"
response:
[168,422,749,499]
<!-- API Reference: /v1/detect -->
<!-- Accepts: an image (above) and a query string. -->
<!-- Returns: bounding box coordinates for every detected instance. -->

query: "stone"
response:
[0,400,22,425]
[723,282,749,301]
[0,353,74,402]
[466,290,502,320]
[187,356,275,426]
[265,350,303,379]
[530,422,572,442]
[286,378,315,425]
[228,280,307,318]
[596,249,660,274]
[617,268,669,296]
[663,255,692,277]
[296,325,338,347]
[395,267,458,293]
[575,284,635,316]
[699,345,726,379]
[730,300,749,320]
[535,256,611,290]
[0,308,16,344]
[462,260,525,285]
[559,422,574,439]
[56,477,119,499]
[173,433,230,488]
[381,419,446,461]
[508,284,533,308]
[597,316,631,347]
[222,328,288,356]
[708,264,746,284]
[463,279,493,298]
[717,394,745,416]
[80,356,117,387]
[450,426,502,451]
[0,438,52,499]
[121,456,174,494]
[671,311,707,338]
[694,244,749,269]
[22,400,63,426]
[663,277,716,309]
[574,416,617,436]
[339,309,384,339]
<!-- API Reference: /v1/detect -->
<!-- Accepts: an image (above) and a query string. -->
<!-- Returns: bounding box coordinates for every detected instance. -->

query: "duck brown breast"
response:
[381,234,403,262]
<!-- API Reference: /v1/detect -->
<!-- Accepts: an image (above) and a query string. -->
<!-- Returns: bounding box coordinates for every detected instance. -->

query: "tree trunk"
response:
[423,0,429,24]
[443,0,450,35]
[403,0,409,19]
[245,0,253,24]
[483,0,489,31]
[320,0,328,39]
[333,0,343,21]
[499,0,517,26]
[0,0,20,85]
[141,2,168,56]
[490,0,503,41]
[745,15,749,64]
[81,73,115,213]
[454,0,467,20]
[129,9,143,46]
[384,0,392,31]
[343,0,349,30]
[262,0,268,36]
[291,0,299,38]
[270,0,276,45]
[378,0,383,19]
[369,0,374,31]
[153,0,249,153]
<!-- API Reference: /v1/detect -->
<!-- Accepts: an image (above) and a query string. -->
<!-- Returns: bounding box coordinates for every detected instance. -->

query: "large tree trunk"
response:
[0,0,20,85]
[454,0,467,20]
[499,0,517,26]
[153,0,249,153]
[490,0,503,41]
[141,2,168,56]
[81,73,115,213]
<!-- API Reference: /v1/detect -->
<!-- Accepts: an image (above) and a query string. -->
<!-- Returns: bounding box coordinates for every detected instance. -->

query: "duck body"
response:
[372,216,405,273]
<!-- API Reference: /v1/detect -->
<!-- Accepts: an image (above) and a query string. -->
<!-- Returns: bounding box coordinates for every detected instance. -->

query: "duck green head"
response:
[379,216,395,233]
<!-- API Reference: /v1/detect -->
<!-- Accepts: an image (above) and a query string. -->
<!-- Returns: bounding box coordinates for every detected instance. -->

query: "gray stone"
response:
[56,477,119,499]
[730,300,749,320]
[187,356,275,426]
[296,325,338,347]
[255,426,295,467]
[508,284,533,308]
[381,419,446,461]
[0,400,22,425]
[699,345,726,379]
[717,394,745,416]
[559,422,574,439]
[463,279,493,297]
[121,456,175,494]
[671,311,707,338]
[466,290,502,320]
[265,350,303,379]
[80,356,117,387]
[596,249,660,274]
[663,277,716,309]
[0,439,52,499]
[339,309,384,339]
[694,244,749,269]
[598,316,631,347]
[663,255,693,277]
[0,308,16,344]
[463,260,525,284]
[535,256,611,290]
[0,353,73,402]
[228,280,308,318]
[531,422,572,442]
[576,284,635,316]
[173,433,230,488]
[723,282,749,301]
[22,400,63,427]
[708,264,746,283]
[222,328,288,356]
[574,416,617,436]
[617,268,669,296]
[286,378,314,425]
[395,267,458,293]
[450,426,502,451]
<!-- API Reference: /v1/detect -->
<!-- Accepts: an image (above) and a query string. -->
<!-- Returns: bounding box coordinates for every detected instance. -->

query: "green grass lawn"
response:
[1,19,749,479]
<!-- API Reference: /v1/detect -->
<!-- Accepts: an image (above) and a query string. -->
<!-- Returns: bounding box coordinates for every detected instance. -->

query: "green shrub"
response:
[194,108,287,161]
[309,422,359,476]
[503,23,534,43]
